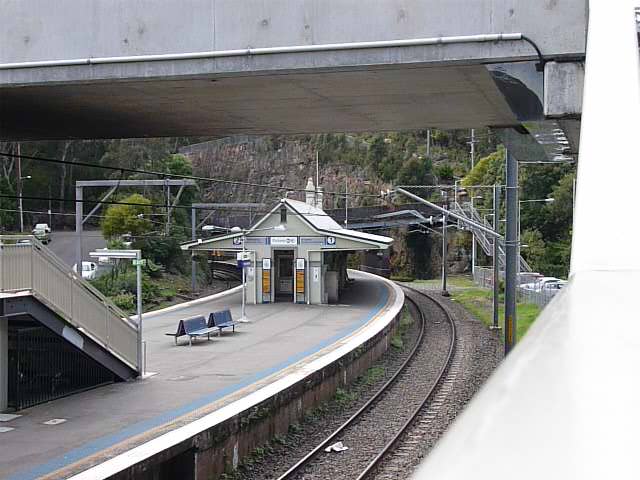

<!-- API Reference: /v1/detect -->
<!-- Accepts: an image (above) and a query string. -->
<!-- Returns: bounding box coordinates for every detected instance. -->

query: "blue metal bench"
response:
[208,310,238,335]
[165,315,218,346]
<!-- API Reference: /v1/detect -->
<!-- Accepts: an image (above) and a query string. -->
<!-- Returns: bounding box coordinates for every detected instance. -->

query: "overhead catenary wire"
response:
[0,193,401,221]
[0,151,382,199]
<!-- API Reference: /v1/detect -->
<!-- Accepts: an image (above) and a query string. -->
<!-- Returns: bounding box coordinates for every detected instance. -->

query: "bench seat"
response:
[208,310,238,334]
[165,315,219,346]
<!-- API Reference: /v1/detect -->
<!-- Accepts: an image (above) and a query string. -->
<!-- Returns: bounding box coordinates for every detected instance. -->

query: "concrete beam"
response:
[76,180,196,187]
[544,61,584,117]
[0,0,586,140]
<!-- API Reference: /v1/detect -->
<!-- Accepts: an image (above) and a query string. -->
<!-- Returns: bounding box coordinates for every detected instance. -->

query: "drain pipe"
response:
[0,33,544,70]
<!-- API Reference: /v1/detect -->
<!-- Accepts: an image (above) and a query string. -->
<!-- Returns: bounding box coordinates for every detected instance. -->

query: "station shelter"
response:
[182,196,393,304]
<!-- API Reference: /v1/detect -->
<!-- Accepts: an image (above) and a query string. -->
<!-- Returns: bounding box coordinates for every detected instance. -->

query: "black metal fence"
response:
[8,324,115,410]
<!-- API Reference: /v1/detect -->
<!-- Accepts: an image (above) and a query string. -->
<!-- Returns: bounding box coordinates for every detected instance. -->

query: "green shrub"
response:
[112,292,135,311]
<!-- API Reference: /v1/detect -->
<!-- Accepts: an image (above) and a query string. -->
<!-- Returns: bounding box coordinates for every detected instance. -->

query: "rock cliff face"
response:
[180,136,387,209]
[181,135,448,279]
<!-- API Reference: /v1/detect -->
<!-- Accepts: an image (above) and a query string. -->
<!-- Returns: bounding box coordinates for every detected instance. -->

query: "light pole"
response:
[344,176,348,228]
[90,249,144,377]
[230,224,286,323]
[470,194,483,276]
[17,175,31,233]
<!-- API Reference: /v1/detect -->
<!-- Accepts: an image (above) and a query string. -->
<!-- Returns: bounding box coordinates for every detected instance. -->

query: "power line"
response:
[0,151,382,199]
[0,193,389,220]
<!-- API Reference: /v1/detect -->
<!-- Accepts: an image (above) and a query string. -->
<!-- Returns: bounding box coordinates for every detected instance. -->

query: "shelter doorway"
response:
[274,249,294,302]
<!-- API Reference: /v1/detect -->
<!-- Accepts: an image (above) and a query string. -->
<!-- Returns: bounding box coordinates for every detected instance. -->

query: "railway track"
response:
[276,286,458,480]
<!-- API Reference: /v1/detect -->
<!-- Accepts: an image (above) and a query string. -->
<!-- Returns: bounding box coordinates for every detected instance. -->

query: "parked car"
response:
[73,261,98,280]
[520,277,564,292]
[33,223,51,233]
[32,228,50,244]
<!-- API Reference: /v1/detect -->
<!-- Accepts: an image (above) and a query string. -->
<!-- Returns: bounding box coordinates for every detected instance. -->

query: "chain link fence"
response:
[473,266,558,308]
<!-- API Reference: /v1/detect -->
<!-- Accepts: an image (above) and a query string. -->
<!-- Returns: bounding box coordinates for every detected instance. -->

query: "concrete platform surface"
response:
[2,271,393,480]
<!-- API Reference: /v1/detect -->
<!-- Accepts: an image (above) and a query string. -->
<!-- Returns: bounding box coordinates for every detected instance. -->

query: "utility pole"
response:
[426,129,431,157]
[316,150,320,206]
[344,176,348,228]
[165,179,171,236]
[470,129,476,276]
[504,149,518,354]
[48,185,53,229]
[75,185,83,274]
[492,184,501,330]
[17,143,23,232]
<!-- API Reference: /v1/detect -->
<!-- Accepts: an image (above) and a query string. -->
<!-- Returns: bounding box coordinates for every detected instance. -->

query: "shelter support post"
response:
[504,149,518,354]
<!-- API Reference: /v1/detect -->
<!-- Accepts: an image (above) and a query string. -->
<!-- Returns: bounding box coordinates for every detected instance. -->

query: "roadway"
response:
[47,230,106,268]
[0,270,394,480]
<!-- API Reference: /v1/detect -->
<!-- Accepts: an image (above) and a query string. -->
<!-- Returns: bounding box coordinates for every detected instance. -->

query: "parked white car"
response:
[73,261,98,280]
[520,277,565,292]
[33,223,51,233]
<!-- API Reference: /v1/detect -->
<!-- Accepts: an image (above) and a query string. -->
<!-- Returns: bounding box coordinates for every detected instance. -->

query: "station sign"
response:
[237,251,252,261]
[270,236,298,246]
[325,236,337,246]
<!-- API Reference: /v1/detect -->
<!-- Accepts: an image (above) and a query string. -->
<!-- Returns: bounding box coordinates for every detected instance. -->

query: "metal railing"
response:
[451,201,532,273]
[0,235,138,371]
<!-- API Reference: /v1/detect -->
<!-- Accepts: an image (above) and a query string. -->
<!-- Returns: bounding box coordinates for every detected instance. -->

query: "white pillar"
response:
[0,317,8,411]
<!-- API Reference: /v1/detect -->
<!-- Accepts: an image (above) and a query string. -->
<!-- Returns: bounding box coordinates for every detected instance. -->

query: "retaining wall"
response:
[79,273,404,480]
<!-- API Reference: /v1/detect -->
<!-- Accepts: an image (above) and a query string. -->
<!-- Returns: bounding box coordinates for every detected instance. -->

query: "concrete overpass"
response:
[0,0,585,152]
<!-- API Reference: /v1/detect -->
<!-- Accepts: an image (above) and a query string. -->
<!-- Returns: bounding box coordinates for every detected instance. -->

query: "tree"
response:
[101,194,153,239]
[520,229,546,272]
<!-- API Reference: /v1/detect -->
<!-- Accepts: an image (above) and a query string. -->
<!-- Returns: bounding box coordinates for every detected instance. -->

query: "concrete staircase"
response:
[0,236,139,381]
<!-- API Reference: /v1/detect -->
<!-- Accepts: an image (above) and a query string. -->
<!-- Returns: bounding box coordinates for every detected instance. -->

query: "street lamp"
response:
[230,224,286,323]
[89,248,145,377]
[18,175,31,233]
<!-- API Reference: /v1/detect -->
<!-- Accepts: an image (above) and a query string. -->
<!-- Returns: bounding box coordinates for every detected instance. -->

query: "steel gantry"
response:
[75,179,196,273]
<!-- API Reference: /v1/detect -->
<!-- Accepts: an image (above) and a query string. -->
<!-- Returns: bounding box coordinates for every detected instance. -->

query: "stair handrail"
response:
[0,235,136,328]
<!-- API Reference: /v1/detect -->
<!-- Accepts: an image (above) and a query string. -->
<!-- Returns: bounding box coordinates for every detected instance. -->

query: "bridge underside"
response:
[2,64,522,140]
[0,0,586,158]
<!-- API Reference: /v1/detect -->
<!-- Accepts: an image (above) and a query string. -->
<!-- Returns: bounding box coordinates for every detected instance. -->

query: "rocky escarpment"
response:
[180,135,388,209]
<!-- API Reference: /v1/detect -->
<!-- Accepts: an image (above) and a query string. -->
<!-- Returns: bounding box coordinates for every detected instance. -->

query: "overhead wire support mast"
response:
[393,188,502,240]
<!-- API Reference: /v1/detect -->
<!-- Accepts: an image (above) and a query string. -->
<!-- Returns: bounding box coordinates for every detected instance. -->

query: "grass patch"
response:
[390,334,404,349]
[410,275,476,289]
[334,387,357,408]
[450,288,541,342]
[361,366,385,386]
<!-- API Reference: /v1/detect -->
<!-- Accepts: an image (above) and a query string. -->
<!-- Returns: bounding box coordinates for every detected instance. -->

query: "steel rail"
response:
[275,292,427,480]
[355,286,457,480]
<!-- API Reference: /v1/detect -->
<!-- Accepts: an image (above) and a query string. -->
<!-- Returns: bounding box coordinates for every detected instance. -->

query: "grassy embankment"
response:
[408,276,541,342]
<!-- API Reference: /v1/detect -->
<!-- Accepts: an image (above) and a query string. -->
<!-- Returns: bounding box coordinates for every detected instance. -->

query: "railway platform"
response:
[1,270,402,480]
